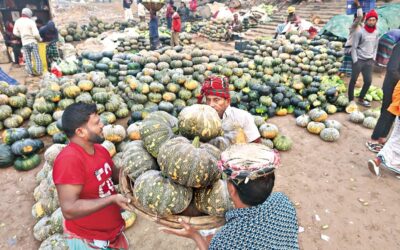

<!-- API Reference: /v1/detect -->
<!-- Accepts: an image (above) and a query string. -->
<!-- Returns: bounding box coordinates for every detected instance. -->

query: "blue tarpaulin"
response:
[0,67,18,85]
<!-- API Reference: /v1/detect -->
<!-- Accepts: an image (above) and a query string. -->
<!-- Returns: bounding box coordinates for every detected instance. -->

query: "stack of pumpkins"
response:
[349,109,379,130]
[296,108,341,142]
[122,105,234,217]
[253,116,293,151]
[199,19,230,42]
[0,128,44,171]
[0,81,34,130]
[29,72,130,144]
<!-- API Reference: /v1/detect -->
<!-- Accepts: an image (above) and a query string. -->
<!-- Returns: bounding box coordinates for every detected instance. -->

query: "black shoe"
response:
[358,99,371,107]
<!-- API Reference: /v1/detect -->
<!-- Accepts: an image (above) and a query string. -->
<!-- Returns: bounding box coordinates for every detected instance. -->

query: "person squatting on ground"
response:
[171,6,181,47]
[13,8,42,76]
[367,42,400,152]
[347,9,379,108]
[39,21,60,66]
[53,103,133,249]
[368,80,400,176]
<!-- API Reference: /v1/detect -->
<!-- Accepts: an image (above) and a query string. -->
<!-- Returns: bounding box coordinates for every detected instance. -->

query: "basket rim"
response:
[119,169,226,230]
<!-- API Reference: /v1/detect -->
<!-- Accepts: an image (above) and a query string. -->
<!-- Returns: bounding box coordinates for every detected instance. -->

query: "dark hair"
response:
[230,172,275,206]
[173,6,177,12]
[62,102,97,138]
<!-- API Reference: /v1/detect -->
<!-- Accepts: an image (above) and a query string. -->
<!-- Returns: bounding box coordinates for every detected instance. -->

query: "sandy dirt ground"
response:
[1,1,400,250]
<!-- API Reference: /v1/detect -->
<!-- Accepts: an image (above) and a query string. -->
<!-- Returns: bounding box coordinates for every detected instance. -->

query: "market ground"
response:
[1,1,400,250]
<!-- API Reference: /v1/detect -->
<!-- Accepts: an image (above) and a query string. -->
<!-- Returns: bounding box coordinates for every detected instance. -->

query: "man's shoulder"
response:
[226,106,253,119]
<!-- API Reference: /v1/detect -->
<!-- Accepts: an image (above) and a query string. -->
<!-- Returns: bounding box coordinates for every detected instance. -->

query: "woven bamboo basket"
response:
[119,170,226,230]
[142,2,165,12]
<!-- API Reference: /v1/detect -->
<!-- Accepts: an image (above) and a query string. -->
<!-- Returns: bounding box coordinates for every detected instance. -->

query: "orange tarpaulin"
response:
[388,80,400,116]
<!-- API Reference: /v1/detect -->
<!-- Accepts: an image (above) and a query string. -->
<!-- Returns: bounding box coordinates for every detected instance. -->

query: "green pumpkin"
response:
[115,107,130,118]
[349,111,365,124]
[100,112,116,125]
[30,122,45,138]
[38,234,68,249]
[0,144,14,168]
[178,104,222,142]
[32,113,53,126]
[2,128,29,145]
[133,170,193,217]
[8,95,27,108]
[75,92,93,104]
[324,120,342,132]
[11,138,42,156]
[122,141,159,181]
[158,136,221,188]
[44,144,66,166]
[58,98,75,110]
[363,117,377,129]
[194,179,233,216]
[273,134,293,151]
[4,114,24,128]
[139,112,178,158]
[296,114,311,128]
[52,132,69,144]
[14,107,32,120]
[14,153,41,171]
[0,105,12,121]
[259,123,279,139]
[47,122,61,136]
[92,92,110,104]
[320,128,340,142]
[105,100,120,113]
[307,121,326,135]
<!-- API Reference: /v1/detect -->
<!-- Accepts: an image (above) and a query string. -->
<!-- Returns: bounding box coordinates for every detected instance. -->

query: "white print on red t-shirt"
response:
[94,163,115,198]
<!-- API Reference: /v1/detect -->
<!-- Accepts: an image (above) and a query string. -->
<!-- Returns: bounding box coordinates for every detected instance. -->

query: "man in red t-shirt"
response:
[171,6,181,47]
[53,102,132,249]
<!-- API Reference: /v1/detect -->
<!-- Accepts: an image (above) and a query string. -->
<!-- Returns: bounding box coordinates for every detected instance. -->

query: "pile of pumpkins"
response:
[31,144,136,249]
[349,109,379,130]
[0,128,44,171]
[59,17,135,42]
[199,19,231,42]
[296,108,342,142]
[121,105,234,217]
[0,82,34,129]
[28,72,130,145]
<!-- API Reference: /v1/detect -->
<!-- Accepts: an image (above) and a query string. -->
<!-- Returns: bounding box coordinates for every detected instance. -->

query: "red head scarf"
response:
[364,9,378,33]
[197,76,230,103]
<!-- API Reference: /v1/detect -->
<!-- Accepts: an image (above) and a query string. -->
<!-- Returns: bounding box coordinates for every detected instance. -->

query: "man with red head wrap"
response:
[348,9,379,108]
[198,75,260,143]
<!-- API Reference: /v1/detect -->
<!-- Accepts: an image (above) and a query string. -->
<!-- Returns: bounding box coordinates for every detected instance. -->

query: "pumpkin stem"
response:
[192,136,200,148]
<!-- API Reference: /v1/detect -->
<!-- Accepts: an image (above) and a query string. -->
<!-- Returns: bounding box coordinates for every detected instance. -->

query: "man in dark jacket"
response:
[178,2,189,30]
[367,42,400,152]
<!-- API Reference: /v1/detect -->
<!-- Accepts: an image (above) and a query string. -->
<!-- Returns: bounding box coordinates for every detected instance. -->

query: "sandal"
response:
[366,141,383,153]
[368,160,381,176]
[358,99,371,107]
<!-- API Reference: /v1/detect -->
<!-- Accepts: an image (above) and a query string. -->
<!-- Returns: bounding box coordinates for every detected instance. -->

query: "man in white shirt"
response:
[13,8,42,76]
[198,75,261,143]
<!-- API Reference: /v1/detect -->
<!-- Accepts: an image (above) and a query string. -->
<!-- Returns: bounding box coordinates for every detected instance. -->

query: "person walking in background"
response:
[368,80,400,176]
[13,8,42,76]
[376,28,400,67]
[171,6,181,47]
[166,0,174,30]
[40,21,60,66]
[123,0,133,21]
[367,42,400,152]
[4,21,22,65]
[339,0,364,76]
[347,9,379,108]
[149,10,160,50]
[137,0,146,22]
[178,2,189,30]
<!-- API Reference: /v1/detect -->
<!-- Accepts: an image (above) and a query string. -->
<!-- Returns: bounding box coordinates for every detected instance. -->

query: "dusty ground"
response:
[1,1,400,250]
